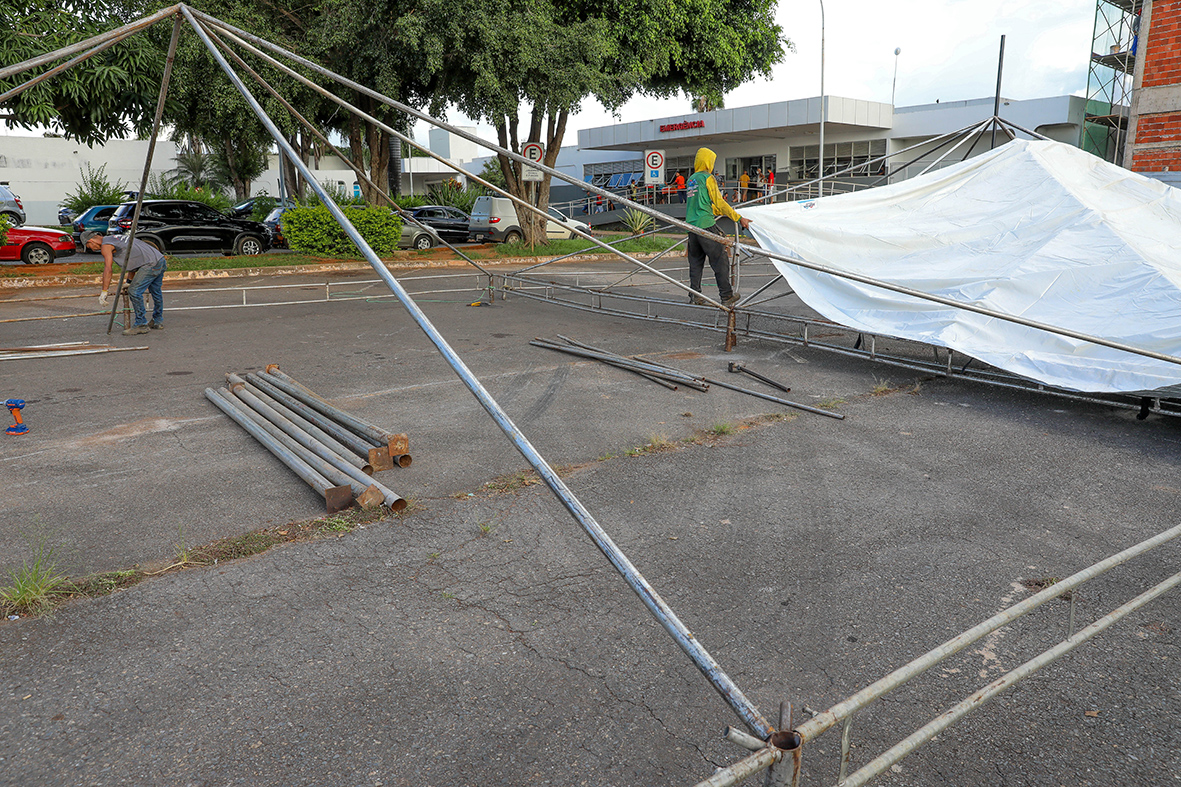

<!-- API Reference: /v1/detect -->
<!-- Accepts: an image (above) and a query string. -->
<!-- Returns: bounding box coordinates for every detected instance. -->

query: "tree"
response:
[435,0,788,244]
[0,1,166,145]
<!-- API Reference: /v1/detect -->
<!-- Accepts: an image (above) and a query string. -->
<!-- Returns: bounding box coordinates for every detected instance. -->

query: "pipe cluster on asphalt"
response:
[205,364,410,513]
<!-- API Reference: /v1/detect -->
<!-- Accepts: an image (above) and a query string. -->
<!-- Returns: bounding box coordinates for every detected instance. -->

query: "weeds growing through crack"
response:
[478,520,498,537]
[482,471,540,494]
[817,397,847,410]
[709,422,735,436]
[0,539,69,616]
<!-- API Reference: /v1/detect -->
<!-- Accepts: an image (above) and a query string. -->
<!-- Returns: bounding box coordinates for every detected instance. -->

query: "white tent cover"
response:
[745,139,1181,394]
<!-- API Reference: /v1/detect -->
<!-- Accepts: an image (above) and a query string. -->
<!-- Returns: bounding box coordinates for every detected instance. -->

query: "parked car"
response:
[58,205,77,225]
[72,205,119,242]
[408,205,471,244]
[1,225,76,264]
[106,199,271,255]
[468,196,590,243]
[262,206,290,249]
[400,220,443,251]
[0,183,26,227]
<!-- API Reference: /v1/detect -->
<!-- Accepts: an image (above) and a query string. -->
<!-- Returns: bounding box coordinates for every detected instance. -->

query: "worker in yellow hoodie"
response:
[685,147,751,307]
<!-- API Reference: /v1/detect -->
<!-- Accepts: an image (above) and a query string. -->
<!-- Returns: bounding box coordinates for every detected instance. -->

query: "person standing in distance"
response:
[684,147,750,307]
[82,230,167,335]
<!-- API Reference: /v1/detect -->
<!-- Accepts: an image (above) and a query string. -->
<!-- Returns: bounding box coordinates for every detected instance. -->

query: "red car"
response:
[0,225,77,265]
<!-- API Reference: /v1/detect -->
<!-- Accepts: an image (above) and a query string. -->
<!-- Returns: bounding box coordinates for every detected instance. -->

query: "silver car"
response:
[399,217,442,250]
[0,183,26,227]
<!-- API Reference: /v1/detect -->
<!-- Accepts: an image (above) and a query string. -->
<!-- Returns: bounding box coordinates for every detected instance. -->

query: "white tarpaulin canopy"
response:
[744,139,1181,394]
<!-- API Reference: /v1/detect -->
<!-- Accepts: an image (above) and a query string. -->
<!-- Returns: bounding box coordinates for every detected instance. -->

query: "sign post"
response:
[644,149,665,186]
[521,142,545,182]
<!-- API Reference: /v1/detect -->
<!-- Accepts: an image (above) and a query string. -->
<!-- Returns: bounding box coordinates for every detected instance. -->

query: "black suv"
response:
[410,205,471,243]
[106,200,271,255]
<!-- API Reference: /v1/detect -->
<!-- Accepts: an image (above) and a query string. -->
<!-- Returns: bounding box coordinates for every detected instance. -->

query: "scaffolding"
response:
[1082,0,1142,163]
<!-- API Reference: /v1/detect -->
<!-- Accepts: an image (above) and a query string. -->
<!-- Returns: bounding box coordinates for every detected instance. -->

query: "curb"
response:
[0,251,667,290]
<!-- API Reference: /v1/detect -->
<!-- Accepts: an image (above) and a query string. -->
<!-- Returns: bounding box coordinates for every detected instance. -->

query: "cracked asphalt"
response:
[1,265,1179,786]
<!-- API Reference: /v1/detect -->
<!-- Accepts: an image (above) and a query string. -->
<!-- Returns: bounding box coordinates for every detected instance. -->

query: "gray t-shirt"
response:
[101,234,165,272]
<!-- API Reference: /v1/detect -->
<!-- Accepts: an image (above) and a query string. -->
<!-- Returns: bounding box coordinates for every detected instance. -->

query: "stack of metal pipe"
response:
[204,365,411,513]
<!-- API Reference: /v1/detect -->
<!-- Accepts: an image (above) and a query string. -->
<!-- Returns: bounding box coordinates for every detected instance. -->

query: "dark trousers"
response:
[687,231,732,300]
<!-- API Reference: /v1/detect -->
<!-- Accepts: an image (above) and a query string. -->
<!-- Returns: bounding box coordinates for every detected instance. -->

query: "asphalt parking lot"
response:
[1,264,1178,786]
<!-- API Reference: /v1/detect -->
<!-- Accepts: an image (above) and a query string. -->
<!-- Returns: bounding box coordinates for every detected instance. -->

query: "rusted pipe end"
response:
[389,497,408,512]
[394,453,412,468]
[361,463,375,476]
[768,730,801,751]
[226,372,247,390]
[265,363,280,374]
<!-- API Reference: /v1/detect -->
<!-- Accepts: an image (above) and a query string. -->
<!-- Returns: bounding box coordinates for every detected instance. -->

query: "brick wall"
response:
[1129,0,1181,171]
[1142,0,1181,87]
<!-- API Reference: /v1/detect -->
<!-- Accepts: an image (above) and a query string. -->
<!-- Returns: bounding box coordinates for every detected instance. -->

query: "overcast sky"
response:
[428,0,1102,144]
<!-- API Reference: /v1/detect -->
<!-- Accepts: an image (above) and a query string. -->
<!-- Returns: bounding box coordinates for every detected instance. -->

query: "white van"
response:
[469,196,590,243]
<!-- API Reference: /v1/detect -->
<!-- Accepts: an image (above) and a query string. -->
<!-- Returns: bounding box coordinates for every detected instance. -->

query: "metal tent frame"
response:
[4,7,1179,785]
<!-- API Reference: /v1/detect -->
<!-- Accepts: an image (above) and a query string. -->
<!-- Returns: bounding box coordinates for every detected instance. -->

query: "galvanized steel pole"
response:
[185,6,774,739]
[205,388,352,512]
[833,568,1181,787]
[796,521,1181,743]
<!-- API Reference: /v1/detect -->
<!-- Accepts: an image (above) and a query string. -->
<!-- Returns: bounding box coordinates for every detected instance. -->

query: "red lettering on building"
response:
[659,120,706,133]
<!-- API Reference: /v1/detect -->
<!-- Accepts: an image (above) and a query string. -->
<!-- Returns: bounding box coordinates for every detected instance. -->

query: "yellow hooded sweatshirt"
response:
[685,147,742,229]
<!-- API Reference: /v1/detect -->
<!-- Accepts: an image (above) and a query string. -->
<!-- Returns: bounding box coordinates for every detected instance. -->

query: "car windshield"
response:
[264,208,286,222]
[231,200,252,212]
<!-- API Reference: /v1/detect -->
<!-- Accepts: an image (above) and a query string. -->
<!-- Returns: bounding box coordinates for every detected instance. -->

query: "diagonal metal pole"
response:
[201,18,729,311]
[183,5,775,740]
[0,4,182,81]
[106,14,183,334]
[0,29,140,104]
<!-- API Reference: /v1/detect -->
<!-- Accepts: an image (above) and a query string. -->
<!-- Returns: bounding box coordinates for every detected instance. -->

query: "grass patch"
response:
[482,470,540,494]
[817,397,847,410]
[490,234,671,259]
[1021,576,1074,601]
[69,253,332,275]
[65,570,142,598]
[871,378,895,396]
[709,422,735,436]
[0,543,69,616]
[646,433,676,452]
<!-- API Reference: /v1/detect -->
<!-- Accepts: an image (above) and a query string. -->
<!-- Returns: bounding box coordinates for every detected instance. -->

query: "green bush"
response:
[249,193,280,222]
[62,163,131,214]
[307,181,366,207]
[0,216,8,245]
[427,178,486,214]
[393,194,426,211]
[283,205,401,256]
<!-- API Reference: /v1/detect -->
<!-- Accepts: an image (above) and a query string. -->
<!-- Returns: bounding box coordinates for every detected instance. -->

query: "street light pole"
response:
[818,0,825,196]
[892,47,901,105]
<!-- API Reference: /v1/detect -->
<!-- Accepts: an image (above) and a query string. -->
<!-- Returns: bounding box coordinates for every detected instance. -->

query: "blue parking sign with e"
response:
[353,183,361,197]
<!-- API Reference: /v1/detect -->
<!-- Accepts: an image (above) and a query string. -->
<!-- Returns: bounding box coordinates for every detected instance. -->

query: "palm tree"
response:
[169,148,227,192]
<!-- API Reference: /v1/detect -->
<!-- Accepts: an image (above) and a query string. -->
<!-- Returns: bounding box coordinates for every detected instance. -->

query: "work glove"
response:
[98,290,109,307]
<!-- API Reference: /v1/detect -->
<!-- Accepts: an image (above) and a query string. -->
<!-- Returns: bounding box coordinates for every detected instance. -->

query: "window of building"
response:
[789,140,886,179]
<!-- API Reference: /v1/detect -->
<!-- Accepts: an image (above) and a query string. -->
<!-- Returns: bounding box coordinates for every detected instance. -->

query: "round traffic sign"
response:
[646,150,665,169]
[522,142,545,162]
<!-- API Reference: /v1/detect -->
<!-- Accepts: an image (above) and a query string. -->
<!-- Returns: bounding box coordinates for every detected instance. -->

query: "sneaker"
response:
[122,325,150,336]
[723,291,742,308]
[148,320,164,330]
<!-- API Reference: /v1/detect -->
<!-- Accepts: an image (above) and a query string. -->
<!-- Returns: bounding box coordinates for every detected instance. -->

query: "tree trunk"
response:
[496,106,570,246]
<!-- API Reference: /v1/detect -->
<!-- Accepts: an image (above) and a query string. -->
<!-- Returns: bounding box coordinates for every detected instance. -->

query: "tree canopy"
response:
[2,0,787,234]
[0,1,166,145]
